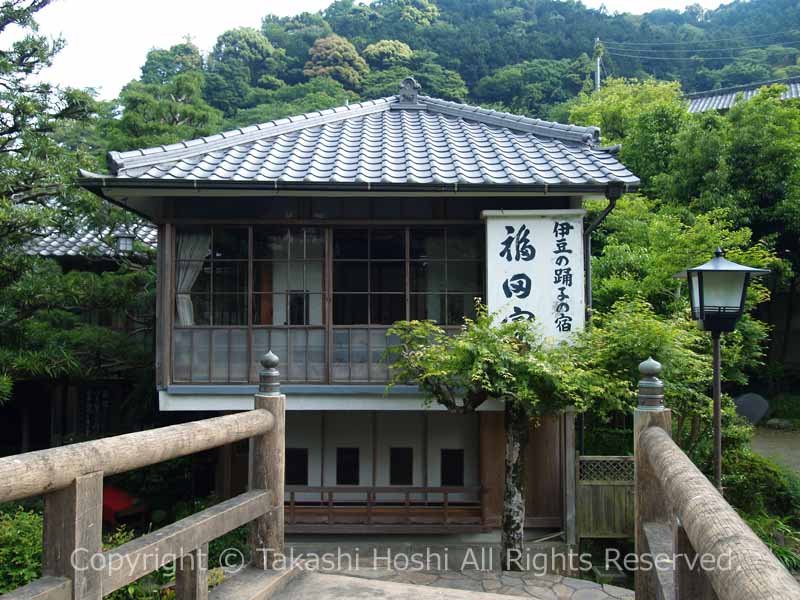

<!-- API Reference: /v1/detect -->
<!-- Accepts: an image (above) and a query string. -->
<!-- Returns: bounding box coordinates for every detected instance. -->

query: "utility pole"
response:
[594,37,602,91]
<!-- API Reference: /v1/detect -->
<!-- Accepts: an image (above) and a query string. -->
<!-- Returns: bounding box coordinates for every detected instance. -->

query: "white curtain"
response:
[175,231,211,326]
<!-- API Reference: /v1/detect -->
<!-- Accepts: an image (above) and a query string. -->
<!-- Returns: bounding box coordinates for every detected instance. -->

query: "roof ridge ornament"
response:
[398,77,422,105]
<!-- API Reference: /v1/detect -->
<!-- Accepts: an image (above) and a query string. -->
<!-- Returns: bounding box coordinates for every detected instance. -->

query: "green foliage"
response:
[0,509,42,593]
[386,304,629,418]
[743,512,800,570]
[568,78,684,146]
[768,394,800,421]
[362,39,413,68]
[0,1,156,406]
[591,195,777,318]
[225,78,357,128]
[140,40,203,85]
[113,72,223,149]
[583,426,633,456]
[725,450,800,523]
[0,511,169,598]
[205,27,286,114]
[304,34,369,90]
[262,13,333,84]
[473,57,593,117]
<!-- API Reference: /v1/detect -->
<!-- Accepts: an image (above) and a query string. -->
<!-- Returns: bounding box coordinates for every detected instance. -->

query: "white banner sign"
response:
[482,209,586,340]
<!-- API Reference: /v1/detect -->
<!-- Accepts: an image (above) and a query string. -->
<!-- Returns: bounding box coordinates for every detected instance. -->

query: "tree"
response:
[140,39,203,85]
[225,78,357,128]
[473,57,593,117]
[567,77,684,145]
[304,34,369,90]
[262,13,333,84]
[0,1,155,405]
[205,28,286,114]
[114,72,223,149]
[386,308,626,568]
[362,39,413,69]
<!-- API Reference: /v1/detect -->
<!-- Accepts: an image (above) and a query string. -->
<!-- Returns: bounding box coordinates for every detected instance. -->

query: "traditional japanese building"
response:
[80,78,639,535]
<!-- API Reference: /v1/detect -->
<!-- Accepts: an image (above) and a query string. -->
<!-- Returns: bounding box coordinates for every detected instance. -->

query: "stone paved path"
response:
[322,567,634,599]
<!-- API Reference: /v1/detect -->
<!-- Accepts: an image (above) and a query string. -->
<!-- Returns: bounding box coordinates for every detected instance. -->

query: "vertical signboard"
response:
[482,209,586,340]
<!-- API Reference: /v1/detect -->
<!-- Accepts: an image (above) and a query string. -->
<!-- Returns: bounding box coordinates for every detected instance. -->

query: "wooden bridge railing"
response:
[0,352,286,600]
[285,485,484,532]
[633,357,800,600]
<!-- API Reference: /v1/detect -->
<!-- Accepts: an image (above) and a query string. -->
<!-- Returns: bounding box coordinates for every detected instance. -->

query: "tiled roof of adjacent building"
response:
[26,224,157,257]
[91,78,638,190]
[686,76,800,113]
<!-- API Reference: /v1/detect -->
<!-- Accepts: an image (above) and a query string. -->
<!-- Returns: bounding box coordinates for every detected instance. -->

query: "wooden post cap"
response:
[259,351,280,395]
[638,356,664,410]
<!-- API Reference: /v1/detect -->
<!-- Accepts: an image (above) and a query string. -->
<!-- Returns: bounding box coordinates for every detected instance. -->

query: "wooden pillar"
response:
[633,357,671,600]
[250,351,285,570]
[564,406,577,546]
[478,412,505,528]
[175,543,209,600]
[42,471,103,600]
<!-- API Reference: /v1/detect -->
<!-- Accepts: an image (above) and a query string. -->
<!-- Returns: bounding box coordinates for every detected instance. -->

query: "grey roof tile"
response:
[103,80,638,189]
[687,76,800,113]
[26,223,157,257]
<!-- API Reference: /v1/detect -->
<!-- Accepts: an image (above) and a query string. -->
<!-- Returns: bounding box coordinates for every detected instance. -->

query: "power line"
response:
[604,51,770,62]
[603,29,800,47]
[603,39,800,55]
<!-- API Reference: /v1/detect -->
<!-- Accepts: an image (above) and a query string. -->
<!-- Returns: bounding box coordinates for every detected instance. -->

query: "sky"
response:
[12,0,734,100]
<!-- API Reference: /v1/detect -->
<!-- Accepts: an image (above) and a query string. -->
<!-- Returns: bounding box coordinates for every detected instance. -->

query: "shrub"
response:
[724,450,800,524]
[769,393,800,421]
[0,509,42,593]
[743,512,800,570]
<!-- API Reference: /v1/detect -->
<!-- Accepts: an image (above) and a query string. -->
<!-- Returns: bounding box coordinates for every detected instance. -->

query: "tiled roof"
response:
[101,79,639,189]
[26,224,157,257]
[686,77,800,113]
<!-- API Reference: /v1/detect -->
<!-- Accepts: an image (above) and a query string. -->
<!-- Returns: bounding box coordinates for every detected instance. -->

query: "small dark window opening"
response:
[336,447,360,485]
[286,448,309,486]
[288,291,309,325]
[390,447,414,486]
[440,449,464,486]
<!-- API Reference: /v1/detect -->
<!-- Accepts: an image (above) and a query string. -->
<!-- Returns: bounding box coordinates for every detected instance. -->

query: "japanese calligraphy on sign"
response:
[482,210,586,340]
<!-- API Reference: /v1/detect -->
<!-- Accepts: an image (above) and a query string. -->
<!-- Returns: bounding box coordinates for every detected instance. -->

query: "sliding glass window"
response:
[171,224,484,384]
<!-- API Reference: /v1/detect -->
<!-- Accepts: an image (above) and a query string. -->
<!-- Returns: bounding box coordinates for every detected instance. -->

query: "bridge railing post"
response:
[633,357,671,600]
[42,471,104,600]
[249,351,285,570]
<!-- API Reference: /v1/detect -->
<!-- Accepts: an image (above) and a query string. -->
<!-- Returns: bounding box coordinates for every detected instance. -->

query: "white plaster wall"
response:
[285,412,322,502]
[322,412,373,500]
[373,412,427,503]
[426,412,480,502]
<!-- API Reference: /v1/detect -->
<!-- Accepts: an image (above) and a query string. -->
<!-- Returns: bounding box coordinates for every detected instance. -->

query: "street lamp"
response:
[676,248,769,491]
[114,230,135,254]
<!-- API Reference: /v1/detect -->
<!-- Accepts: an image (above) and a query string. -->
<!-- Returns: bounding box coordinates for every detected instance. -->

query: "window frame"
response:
[171,223,485,385]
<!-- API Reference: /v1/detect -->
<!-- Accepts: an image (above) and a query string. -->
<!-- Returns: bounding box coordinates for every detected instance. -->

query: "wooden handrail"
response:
[640,426,800,600]
[284,486,482,495]
[0,409,274,504]
[0,355,287,600]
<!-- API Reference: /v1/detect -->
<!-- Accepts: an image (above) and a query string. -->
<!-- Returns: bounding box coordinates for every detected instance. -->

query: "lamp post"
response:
[676,248,769,491]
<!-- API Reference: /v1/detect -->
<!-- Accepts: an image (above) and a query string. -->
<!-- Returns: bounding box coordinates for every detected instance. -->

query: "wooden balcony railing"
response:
[633,357,800,600]
[0,353,288,600]
[284,486,485,533]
